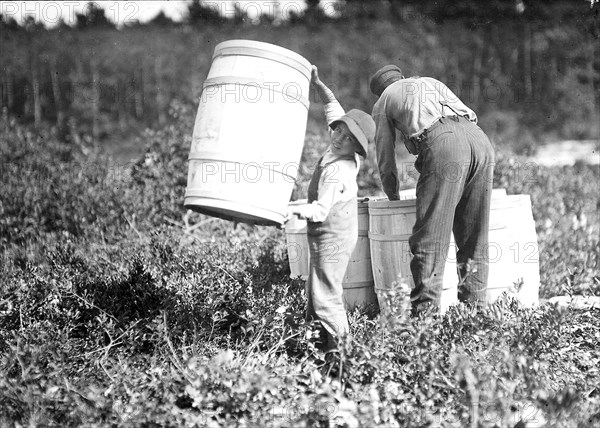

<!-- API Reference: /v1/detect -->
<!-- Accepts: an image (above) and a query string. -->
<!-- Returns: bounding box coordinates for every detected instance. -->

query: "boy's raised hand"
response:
[311,65,322,87]
[310,65,336,104]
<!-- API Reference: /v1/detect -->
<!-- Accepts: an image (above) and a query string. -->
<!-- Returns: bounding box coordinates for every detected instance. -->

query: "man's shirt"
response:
[371,77,477,199]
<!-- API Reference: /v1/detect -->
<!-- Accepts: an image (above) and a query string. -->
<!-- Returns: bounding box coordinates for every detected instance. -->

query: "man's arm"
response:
[373,102,400,200]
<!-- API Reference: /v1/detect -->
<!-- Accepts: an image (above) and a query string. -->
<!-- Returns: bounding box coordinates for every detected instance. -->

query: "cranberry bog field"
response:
[1,103,599,427]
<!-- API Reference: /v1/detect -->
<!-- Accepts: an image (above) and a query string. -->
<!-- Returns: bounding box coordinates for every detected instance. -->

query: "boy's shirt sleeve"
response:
[296,161,356,222]
[295,100,355,222]
[324,101,346,127]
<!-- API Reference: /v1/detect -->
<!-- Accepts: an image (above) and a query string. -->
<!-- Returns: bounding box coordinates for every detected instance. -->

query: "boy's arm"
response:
[312,66,346,125]
[312,65,337,104]
[292,182,338,222]
[286,162,352,222]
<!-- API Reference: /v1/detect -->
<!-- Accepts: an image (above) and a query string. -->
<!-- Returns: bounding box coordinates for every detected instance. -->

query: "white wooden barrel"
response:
[185,40,312,226]
[487,195,540,306]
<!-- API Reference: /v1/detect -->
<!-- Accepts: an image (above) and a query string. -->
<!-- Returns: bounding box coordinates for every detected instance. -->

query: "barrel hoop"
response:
[368,200,417,209]
[187,153,298,182]
[203,76,310,110]
[213,46,312,79]
[368,232,412,242]
[343,280,375,289]
[184,191,283,217]
[486,285,522,290]
[368,208,416,216]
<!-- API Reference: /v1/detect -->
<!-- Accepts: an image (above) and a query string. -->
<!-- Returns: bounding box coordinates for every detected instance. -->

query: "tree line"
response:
[0,0,598,147]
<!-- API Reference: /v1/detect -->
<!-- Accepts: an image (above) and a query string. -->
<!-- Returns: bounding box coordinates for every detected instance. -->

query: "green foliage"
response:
[1,109,599,426]
[0,116,126,244]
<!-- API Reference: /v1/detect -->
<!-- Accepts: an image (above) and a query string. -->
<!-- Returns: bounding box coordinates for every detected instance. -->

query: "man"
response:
[369,65,495,314]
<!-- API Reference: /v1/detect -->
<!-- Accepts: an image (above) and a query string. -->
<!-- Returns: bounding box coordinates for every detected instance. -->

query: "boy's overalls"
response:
[305,154,357,346]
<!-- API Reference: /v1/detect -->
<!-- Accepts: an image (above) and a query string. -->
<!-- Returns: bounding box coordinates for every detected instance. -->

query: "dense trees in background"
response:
[0,0,598,150]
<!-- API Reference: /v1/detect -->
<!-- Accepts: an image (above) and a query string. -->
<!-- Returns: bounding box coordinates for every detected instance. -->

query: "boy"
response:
[286,66,375,350]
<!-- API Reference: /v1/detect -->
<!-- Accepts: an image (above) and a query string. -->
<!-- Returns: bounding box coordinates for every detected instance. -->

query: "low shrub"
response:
[1,110,598,427]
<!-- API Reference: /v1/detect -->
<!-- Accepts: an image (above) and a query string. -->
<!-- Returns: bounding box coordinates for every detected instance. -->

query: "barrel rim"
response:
[368,190,519,210]
[284,215,308,232]
[342,280,375,290]
[184,197,283,226]
[490,194,532,209]
[213,39,312,76]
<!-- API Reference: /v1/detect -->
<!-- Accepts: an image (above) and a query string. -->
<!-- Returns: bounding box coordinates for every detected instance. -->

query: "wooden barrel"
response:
[368,199,458,314]
[184,40,312,226]
[341,199,378,310]
[284,200,309,280]
[492,188,507,199]
[487,195,540,306]
[284,198,378,310]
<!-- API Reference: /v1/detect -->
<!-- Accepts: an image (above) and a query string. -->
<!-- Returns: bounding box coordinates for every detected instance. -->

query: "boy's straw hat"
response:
[330,109,375,158]
[369,65,404,97]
